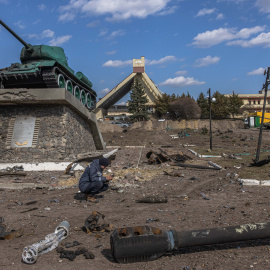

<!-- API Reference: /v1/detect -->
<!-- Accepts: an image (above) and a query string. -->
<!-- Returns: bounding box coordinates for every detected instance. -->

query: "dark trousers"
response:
[81,181,109,195]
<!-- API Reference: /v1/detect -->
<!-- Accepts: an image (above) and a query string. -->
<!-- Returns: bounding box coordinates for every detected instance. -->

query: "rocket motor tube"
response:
[110,226,175,263]
[174,222,270,248]
[111,222,270,263]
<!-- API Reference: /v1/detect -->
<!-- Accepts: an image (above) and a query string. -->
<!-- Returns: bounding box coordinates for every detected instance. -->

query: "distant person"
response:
[79,158,113,203]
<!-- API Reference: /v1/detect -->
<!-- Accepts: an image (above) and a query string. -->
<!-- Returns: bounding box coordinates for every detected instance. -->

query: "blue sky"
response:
[1,0,270,104]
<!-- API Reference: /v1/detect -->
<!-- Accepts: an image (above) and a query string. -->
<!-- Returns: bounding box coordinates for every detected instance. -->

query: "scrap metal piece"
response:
[0,221,24,240]
[22,221,70,264]
[175,162,221,170]
[111,222,270,263]
[84,211,112,234]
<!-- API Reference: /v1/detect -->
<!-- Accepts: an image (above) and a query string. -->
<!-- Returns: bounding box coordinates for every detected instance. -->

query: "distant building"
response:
[225,90,270,116]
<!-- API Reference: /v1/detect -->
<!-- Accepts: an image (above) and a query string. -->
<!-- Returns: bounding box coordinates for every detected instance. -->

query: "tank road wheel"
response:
[86,93,92,109]
[80,90,86,105]
[74,86,81,100]
[65,80,73,94]
[57,74,65,88]
[73,86,80,98]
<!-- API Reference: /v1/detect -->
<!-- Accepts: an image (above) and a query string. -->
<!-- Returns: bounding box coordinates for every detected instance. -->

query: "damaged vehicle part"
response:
[110,222,270,263]
[22,221,70,264]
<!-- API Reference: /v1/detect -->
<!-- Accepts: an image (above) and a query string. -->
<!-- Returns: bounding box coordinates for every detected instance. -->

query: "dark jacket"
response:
[79,159,106,191]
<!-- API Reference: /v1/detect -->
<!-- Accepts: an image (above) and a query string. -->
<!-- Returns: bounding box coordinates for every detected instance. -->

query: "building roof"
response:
[96,57,162,110]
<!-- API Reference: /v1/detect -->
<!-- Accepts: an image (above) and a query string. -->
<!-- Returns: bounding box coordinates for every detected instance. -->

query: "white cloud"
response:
[256,0,270,13]
[108,29,125,39]
[102,59,133,67]
[247,67,265,75]
[194,55,220,67]
[236,26,266,39]
[196,8,216,17]
[48,35,72,46]
[41,29,55,38]
[157,5,178,16]
[28,29,55,40]
[14,21,25,29]
[38,4,46,10]
[191,26,265,48]
[59,12,76,22]
[175,70,187,75]
[86,20,99,27]
[102,55,178,68]
[216,13,224,20]
[99,88,110,95]
[159,76,205,87]
[227,32,270,47]
[98,30,108,36]
[59,0,173,22]
[148,55,177,65]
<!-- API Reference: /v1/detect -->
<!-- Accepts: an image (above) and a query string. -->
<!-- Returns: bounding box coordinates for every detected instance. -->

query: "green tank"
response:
[0,20,96,109]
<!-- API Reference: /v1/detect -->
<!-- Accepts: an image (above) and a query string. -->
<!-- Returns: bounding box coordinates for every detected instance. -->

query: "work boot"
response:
[87,195,99,203]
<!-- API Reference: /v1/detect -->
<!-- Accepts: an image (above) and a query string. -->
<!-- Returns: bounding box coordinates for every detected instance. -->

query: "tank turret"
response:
[0,20,96,109]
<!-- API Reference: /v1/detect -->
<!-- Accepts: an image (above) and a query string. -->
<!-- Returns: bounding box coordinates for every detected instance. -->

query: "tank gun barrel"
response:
[0,19,33,52]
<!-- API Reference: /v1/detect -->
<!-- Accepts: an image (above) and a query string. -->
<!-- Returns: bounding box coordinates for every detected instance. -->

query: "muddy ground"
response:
[1,121,270,270]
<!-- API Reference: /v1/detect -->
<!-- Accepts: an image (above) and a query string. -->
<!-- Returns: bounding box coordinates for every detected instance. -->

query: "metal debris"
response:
[84,211,113,234]
[22,221,70,264]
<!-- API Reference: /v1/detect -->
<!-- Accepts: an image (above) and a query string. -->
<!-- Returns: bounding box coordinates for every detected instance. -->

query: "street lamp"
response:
[207,88,216,151]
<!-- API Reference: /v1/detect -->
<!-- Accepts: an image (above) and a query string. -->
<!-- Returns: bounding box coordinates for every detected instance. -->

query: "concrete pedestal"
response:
[0,88,105,163]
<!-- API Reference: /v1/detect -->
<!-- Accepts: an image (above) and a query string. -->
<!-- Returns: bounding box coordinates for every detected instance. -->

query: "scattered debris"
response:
[175,163,221,170]
[63,241,81,248]
[84,211,113,234]
[0,221,24,240]
[57,246,95,261]
[146,148,191,164]
[20,207,38,213]
[201,193,210,200]
[164,170,184,177]
[146,218,160,223]
[22,221,70,264]
[250,158,270,167]
[136,195,168,203]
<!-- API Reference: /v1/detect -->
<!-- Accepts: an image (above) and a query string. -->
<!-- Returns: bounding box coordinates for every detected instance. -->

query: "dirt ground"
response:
[1,120,270,270]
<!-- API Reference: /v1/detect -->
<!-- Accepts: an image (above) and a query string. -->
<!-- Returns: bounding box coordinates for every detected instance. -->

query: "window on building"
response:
[268,100,270,105]
[258,100,260,105]
[249,101,251,105]
[253,100,256,104]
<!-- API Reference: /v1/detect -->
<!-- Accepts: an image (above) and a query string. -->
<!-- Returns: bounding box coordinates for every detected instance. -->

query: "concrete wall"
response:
[129,119,244,131]
[0,105,97,163]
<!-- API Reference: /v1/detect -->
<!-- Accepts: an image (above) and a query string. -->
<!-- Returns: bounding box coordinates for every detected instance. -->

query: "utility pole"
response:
[255,67,270,163]
[208,88,213,151]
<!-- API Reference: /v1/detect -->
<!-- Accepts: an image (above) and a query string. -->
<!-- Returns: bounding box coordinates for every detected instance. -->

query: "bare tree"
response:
[169,97,201,120]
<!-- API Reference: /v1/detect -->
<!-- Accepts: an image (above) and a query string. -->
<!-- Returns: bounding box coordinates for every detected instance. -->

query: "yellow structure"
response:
[95,56,162,119]
[249,111,270,124]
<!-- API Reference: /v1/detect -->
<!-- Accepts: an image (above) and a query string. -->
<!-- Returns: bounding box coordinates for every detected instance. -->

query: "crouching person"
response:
[79,157,113,203]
